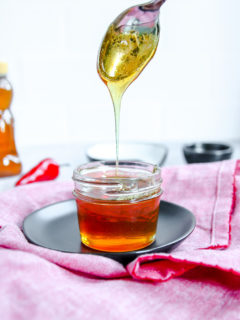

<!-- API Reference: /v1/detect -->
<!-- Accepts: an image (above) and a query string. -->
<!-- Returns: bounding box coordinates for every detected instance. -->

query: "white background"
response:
[0,0,240,149]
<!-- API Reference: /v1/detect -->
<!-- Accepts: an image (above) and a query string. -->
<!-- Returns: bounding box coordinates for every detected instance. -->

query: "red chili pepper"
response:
[15,158,59,186]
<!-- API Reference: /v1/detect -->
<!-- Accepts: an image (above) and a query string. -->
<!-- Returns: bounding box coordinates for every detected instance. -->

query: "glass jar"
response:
[73,161,162,252]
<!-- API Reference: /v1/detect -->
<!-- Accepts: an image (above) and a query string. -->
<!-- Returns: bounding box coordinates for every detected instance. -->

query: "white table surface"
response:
[0,141,239,193]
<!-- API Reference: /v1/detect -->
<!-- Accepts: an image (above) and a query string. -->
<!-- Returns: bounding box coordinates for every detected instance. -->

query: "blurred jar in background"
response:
[0,62,21,177]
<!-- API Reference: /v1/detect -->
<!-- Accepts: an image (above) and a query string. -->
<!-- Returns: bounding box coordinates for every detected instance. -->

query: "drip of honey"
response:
[98,23,159,167]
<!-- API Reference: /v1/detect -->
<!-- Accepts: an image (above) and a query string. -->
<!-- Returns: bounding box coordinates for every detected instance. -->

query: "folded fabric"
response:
[161,160,237,249]
[2,247,240,320]
[128,160,240,281]
[0,181,127,278]
[0,160,238,282]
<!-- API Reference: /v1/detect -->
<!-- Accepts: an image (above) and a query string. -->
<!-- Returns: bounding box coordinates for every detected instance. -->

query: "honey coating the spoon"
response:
[98,24,159,83]
[97,23,159,168]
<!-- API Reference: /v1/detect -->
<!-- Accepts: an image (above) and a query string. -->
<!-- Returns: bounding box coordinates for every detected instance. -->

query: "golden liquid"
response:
[98,24,159,166]
[0,88,22,177]
[76,195,160,252]
[0,88,12,111]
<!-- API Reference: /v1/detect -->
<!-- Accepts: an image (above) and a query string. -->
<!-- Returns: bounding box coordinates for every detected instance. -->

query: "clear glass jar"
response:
[73,161,162,252]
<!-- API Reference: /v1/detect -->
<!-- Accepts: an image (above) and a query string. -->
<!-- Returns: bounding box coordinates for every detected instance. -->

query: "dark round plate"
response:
[22,200,195,265]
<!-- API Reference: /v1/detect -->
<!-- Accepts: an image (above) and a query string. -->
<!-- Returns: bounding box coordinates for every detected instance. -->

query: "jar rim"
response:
[72,160,162,202]
[73,160,161,184]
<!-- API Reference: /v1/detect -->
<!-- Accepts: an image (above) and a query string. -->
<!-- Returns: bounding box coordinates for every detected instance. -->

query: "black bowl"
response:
[183,143,233,164]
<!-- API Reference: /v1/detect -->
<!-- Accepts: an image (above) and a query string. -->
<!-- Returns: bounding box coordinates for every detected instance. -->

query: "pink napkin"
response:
[1,160,240,319]
[0,160,238,281]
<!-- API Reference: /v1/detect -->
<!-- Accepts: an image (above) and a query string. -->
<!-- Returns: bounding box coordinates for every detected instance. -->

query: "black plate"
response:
[23,200,195,265]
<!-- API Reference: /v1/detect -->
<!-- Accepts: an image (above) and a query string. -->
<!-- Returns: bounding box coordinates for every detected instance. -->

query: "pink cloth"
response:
[1,159,240,319]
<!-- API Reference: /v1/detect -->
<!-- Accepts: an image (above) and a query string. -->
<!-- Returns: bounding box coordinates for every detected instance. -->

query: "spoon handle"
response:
[141,0,166,12]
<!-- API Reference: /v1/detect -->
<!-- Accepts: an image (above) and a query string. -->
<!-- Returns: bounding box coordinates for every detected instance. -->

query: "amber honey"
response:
[76,195,160,252]
[0,87,12,110]
[73,161,162,252]
[0,70,22,177]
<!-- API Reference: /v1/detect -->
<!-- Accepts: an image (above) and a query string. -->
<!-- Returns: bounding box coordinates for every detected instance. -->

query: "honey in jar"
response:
[0,62,21,177]
[73,161,162,252]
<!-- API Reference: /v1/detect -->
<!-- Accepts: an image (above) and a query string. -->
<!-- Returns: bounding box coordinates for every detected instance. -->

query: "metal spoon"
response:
[112,0,167,30]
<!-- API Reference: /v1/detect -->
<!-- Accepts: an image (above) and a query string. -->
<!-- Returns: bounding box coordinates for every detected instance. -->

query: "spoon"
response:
[112,0,167,30]
[97,0,167,167]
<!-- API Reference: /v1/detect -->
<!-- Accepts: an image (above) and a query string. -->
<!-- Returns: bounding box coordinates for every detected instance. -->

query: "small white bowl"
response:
[86,142,168,166]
